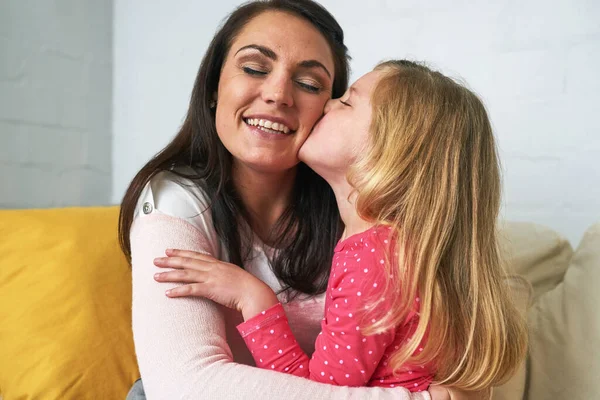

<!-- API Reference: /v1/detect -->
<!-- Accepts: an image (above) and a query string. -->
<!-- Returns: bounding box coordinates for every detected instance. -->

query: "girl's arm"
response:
[131,214,430,400]
[237,264,399,387]
[130,174,432,399]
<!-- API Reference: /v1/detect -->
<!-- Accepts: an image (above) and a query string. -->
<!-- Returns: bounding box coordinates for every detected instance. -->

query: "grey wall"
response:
[0,0,113,208]
[1,0,598,245]
[112,0,600,245]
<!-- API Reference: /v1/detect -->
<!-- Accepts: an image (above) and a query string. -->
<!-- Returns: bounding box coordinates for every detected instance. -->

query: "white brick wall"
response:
[0,0,113,208]
[119,0,598,245]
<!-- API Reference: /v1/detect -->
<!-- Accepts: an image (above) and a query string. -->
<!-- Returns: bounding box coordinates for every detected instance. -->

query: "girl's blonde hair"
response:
[348,60,528,390]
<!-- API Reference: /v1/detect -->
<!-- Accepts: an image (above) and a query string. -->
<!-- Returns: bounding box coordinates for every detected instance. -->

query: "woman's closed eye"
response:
[340,99,351,106]
[296,80,322,94]
[242,66,322,94]
[243,66,267,76]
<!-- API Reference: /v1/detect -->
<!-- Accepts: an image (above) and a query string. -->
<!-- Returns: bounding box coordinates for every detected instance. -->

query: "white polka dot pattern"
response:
[236,226,434,391]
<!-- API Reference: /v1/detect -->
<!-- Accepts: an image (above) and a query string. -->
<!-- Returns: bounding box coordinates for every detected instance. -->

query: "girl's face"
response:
[299,70,384,181]
[215,10,335,175]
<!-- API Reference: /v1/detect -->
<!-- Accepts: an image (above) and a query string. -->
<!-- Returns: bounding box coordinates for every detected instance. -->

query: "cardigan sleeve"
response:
[129,173,431,400]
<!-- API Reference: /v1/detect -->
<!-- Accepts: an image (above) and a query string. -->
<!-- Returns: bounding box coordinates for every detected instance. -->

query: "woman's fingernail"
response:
[154,273,161,280]
[165,248,173,254]
[165,289,172,296]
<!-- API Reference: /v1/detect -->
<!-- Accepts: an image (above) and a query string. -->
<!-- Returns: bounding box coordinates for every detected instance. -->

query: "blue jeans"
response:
[126,379,146,400]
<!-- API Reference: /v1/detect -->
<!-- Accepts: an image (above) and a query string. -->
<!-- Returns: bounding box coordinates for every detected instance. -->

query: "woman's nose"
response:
[262,75,294,107]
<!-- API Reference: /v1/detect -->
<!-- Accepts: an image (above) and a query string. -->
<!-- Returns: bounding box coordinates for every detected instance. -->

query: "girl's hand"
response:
[429,385,492,400]
[153,249,279,320]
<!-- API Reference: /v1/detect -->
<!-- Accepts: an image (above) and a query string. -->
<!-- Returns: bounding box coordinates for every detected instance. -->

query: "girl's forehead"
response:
[350,70,385,96]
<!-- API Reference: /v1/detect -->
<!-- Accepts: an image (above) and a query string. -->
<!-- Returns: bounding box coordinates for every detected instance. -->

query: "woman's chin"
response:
[233,156,300,176]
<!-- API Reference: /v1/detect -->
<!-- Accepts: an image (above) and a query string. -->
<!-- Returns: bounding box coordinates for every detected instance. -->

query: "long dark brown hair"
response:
[118,0,350,295]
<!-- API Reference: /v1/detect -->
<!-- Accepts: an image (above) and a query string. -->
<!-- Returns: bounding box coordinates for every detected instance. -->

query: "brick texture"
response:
[0,0,113,208]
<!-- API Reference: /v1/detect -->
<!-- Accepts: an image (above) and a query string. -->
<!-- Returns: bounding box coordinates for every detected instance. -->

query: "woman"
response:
[121,1,489,398]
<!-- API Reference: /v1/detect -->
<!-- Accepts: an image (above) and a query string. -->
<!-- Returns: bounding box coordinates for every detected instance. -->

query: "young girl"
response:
[153,60,528,393]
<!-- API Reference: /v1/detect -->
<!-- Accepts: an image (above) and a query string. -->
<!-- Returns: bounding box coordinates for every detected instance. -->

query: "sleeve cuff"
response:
[236,302,286,338]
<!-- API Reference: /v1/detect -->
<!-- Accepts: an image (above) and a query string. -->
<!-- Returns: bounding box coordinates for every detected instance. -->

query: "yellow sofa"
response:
[0,207,598,399]
[0,207,138,400]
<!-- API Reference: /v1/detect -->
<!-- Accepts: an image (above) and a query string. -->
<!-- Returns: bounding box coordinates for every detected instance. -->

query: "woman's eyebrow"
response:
[235,44,277,60]
[299,60,331,79]
[235,44,331,79]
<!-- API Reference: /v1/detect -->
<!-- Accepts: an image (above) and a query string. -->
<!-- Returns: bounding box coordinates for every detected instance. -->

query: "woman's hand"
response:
[429,385,492,400]
[153,249,279,320]
[429,386,451,400]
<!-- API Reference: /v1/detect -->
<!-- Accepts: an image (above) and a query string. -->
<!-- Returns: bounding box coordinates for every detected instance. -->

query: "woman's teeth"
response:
[245,118,291,134]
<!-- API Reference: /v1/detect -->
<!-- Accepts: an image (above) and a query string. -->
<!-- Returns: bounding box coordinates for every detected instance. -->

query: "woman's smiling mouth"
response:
[244,117,292,134]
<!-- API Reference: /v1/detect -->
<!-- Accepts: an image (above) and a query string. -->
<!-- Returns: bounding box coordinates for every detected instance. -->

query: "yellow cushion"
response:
[0,207,139,400]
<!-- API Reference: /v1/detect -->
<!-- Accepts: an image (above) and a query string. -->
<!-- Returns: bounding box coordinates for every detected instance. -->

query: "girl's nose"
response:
[323,98,336,114]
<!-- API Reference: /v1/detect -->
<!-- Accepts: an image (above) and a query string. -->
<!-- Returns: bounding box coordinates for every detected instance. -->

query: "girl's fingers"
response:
[154,256,210,270]
[154,269,206,284]
[165,284,204,298]
[165,249,216,262]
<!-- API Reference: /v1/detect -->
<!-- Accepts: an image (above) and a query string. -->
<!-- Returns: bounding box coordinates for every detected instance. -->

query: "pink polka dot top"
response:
[237,225,435,391]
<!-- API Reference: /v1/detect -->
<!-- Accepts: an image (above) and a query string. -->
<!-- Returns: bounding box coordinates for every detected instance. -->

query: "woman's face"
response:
[215,10,335,174]
[299,70,383,181]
